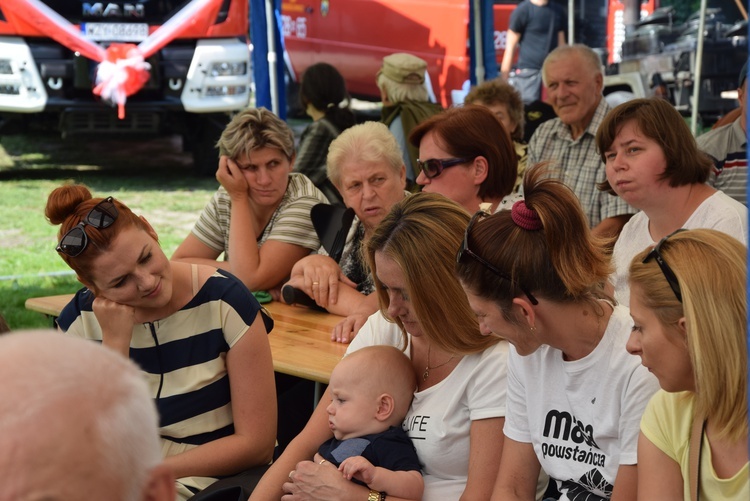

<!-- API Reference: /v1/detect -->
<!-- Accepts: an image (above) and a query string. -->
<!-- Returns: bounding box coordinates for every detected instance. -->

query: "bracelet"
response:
[367,489,387,500]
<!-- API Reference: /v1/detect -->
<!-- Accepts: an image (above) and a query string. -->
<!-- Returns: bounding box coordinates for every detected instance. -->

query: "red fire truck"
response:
[281,0,519,108]
[281,0,747,125]
[0,0,252,174]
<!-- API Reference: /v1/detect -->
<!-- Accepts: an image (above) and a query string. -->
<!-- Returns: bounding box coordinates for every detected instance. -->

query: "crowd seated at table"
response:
[14,48,750,501]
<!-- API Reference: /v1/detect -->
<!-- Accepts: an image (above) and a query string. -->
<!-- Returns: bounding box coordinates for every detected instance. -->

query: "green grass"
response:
[0,132,219,330]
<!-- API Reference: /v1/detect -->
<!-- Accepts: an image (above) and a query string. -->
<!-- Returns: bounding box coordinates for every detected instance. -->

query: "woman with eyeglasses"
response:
[596,98,747,307]
[627,228,748,500]
[251,193,512,501]
[47,184,277,500]
[464,78,528,192]
[455,164,660,501]
[410,104,520,213]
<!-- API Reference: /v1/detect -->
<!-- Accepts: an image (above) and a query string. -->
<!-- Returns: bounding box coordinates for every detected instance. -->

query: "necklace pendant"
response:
[422,367,429,381]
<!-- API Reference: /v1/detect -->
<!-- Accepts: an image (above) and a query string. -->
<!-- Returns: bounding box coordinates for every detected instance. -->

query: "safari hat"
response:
[378,53,427,85]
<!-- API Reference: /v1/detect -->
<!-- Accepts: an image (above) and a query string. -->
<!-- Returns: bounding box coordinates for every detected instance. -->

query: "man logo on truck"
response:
[82,3,145,18]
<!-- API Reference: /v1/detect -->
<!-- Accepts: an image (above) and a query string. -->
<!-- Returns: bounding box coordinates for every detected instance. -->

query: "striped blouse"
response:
[191,172,329,259]
[57,269,273,446]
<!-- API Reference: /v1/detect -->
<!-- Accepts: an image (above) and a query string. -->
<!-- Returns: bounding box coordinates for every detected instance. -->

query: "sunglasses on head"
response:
[457,210,539,305]
[56,197,118,257]
[642,228,686,303]
[416,157,471,179]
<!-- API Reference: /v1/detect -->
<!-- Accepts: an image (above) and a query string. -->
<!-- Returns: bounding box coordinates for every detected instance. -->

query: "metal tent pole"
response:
[568,0,574,44]
[690,0,708,135]
[265,0,279,115]
[473,0,486,84]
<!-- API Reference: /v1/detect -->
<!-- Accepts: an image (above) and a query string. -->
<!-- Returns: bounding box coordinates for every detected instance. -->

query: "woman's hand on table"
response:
[288,255,356,308]
[331,313,368,344]
[330,294,378,343]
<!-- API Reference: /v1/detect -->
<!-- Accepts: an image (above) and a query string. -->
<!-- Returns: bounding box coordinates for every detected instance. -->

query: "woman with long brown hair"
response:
[252,193,509,501]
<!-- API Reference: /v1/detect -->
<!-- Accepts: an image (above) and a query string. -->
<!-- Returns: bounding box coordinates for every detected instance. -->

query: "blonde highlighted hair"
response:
[365,192,497,354]
[326,121,404,188]
[216,107,295,161]
[629,229,748,441]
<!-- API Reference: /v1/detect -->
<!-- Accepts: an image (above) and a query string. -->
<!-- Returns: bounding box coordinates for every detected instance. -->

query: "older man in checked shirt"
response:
[528,44,635,237]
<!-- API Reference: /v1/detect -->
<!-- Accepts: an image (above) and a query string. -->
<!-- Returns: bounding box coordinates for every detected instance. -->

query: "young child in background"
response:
[314,345,423,500]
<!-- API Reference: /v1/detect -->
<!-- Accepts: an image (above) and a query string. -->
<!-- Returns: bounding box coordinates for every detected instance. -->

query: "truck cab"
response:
[0,0,252,174]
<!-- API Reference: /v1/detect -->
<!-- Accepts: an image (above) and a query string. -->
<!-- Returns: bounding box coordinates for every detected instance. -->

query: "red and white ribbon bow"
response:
[3,0,224,118]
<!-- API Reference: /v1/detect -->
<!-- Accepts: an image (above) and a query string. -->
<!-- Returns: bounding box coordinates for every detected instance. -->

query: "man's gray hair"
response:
[0,331,162,501]
[542,44,603,86]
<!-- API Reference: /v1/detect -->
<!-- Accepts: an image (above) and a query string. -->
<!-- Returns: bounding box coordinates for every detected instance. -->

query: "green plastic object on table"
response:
[252,291,272,304]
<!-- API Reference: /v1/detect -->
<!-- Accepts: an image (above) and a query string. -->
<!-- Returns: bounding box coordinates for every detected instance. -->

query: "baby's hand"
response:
[338,456,376,485]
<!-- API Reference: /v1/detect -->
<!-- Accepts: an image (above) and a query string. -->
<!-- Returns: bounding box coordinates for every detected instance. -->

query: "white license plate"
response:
[82,23,149,42]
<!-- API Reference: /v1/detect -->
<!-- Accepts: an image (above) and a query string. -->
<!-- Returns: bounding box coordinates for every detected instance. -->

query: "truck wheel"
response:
[191,115,227,177]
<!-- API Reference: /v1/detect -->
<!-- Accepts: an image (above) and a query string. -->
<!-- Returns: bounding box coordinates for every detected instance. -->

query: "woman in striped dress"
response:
[48,183,277,499]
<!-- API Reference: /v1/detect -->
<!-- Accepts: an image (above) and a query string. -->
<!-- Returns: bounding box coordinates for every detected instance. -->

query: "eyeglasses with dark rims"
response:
[457,210,539,305]
[56,197,118,257]
[416,157,471,179]
[642,228,687,303]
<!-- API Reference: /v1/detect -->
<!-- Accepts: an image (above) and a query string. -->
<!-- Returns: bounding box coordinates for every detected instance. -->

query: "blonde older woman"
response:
[284,121,408,342]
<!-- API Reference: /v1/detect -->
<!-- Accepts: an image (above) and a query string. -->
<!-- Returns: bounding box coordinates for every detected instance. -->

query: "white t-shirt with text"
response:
[504,305,660,501]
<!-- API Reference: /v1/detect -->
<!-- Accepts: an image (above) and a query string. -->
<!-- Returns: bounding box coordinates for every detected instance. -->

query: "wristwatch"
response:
[367,490,387,501]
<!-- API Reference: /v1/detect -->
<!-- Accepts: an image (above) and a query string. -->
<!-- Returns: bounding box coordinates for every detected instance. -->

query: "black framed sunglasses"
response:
[416,157,471,179]
[457,210,539,305]
[642,228,686,303]
[56,197,119,257]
